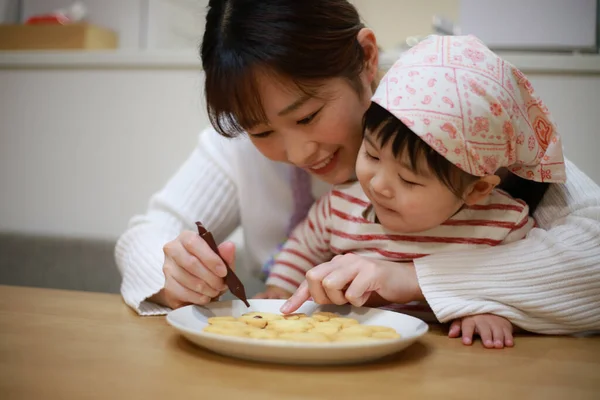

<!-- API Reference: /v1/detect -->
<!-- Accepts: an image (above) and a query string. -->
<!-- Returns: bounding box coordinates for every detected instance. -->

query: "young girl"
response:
[264,35,566,348]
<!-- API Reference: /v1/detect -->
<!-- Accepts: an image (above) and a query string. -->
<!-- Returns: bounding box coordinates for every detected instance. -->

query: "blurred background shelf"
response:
[0,49,202,69]
[1,50,600,73]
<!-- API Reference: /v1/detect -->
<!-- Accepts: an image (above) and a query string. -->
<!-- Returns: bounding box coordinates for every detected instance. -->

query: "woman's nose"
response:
[285,135,319,166]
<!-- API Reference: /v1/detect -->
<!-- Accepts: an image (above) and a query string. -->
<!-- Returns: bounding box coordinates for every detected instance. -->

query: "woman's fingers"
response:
[163,275,211,309]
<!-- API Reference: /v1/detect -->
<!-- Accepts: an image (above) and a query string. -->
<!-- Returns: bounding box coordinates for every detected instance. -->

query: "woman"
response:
[115,0,600,334]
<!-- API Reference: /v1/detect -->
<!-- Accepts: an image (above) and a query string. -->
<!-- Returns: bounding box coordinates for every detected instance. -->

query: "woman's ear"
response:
[357,28,379,85]
[464,175,501,205]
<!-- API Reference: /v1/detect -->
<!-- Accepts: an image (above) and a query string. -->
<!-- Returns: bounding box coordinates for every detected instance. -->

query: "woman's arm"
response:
[115,128,241,315]
[415,160,600,334]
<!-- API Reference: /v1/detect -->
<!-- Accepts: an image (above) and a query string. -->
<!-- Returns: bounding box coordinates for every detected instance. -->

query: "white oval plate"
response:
[166,299,429,365]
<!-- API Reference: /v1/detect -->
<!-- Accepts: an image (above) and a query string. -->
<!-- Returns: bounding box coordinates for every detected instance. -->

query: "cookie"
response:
[278,332,330,343]
[367,325,398,334]
[238,315,269,328]
[241,312,283,321]
[266,319,312,333]
[329,317,360,328]
[207,320,250,330]
[299,317,321,327]
[282,313,308,320]
[338,325,374,337]
[203,325,249,338]
[332,335,376,342]
[371,331,401,339]
[207,316,236,324]
[204,310,400,344]
[248,329,280,340]
[311,312,339,322]
[309,321,341,336]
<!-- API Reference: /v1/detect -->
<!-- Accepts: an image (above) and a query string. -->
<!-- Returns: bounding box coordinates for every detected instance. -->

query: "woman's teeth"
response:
[311,154,334,170]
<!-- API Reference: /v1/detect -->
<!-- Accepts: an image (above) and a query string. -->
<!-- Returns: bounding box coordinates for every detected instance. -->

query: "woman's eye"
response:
[297,107,323,125]
[250,130,274,139]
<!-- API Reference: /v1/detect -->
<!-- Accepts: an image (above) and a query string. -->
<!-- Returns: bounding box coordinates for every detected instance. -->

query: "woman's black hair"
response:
[201,0,366,137]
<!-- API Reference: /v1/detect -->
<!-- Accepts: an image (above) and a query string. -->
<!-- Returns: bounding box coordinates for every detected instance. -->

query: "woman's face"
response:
[241,28,379,185]
[245,73,372,185]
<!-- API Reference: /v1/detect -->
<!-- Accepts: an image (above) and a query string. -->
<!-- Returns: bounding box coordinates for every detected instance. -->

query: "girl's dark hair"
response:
[201,0,366,137]
[497,174,549,215]
[363,102,550,214]
[363,102,479,199]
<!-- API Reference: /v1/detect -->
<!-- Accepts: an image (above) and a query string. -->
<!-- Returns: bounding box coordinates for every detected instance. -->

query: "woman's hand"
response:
[151,230,235,309]
[280,254,423,314]
[253,286,293,299]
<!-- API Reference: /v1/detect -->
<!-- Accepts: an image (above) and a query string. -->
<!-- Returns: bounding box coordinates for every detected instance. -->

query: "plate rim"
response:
[166,300,429,349]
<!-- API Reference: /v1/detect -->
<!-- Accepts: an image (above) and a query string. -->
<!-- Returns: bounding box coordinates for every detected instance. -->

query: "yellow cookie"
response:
[266,319,311,333]
[241,312,283,321]
[207,316,236,324]
[278,332,331,343]
[203,325,248,338]
[248,330,280,340]
[282,313,308,320]
[330,317,360,328]
[238,315,269,328]
[311,312,338,322]
[309,321,341,336]
[338,325,373,336]
[206,320,251,330]
[299,317,321,326]
[372,331,401,340]
[332,335,376,342]
[367,326,398,334]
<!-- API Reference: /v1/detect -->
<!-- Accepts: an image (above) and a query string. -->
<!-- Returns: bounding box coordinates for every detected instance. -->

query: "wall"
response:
[0,66,207,239]
[1,60,598,241]
[526,74,600,180]
[351,0,460,50]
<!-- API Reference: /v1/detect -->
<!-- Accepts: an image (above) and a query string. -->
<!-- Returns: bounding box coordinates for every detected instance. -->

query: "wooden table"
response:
[1,285,599,400]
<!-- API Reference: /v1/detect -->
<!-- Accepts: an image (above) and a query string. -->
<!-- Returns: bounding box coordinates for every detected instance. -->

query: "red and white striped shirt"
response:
[266,181,534,293]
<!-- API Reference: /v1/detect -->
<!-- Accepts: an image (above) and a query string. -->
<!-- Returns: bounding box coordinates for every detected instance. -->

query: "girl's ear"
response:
[464,175,501,205]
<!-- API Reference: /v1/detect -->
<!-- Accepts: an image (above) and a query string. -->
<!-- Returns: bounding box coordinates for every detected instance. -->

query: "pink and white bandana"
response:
[372,35,566,183]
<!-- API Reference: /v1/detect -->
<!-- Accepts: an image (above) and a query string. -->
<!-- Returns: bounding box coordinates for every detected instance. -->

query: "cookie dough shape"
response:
[201,311,401,343]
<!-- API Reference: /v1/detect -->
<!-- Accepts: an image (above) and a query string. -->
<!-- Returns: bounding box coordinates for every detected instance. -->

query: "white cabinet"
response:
[459,0,598,51]
[144,0,208,50]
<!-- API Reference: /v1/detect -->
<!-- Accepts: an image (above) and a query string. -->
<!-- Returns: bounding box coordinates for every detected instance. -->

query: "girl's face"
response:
[355,129,465,233]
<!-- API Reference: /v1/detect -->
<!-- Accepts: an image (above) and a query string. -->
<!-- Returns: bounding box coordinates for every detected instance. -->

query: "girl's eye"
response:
[364,150,379,161]
[297,107,323,125]
[399,176,419,186]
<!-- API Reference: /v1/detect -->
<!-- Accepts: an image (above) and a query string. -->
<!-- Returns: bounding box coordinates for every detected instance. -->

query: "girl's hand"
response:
[448,314,515,349]
[151,230,235,309]
[280,254,423,314]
